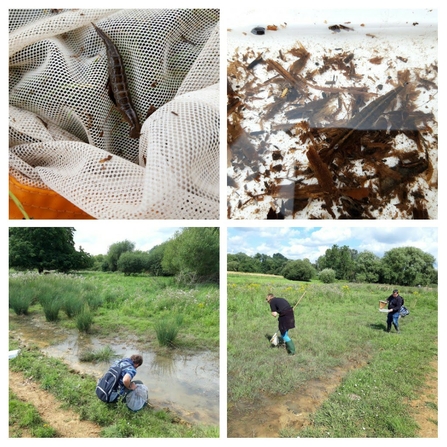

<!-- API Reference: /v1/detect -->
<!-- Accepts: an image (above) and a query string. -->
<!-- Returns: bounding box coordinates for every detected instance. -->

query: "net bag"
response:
[126,383,149,412]
[9,9,220,219]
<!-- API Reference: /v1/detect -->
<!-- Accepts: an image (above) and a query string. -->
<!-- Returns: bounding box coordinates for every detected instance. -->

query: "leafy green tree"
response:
[146,242,169,276]
[282,259,313,281]
[227,260,239,272]
[253,253,275,274]
[162,227,219,281]
[271,253,289,274]
[227,252,259,273]
[74,246,94,270]
[106,240,135,272]
[317,244,356,281]
[381,246,437,286]
[91,254,106,271]
[355,251,381,283]
[9,227,91,273]
[117,251,149,275]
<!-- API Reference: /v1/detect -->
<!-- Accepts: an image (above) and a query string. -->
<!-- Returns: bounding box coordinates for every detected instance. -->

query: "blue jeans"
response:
[387,312,400,330]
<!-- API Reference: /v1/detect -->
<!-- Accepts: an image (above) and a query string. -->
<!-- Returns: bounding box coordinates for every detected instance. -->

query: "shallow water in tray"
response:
[10,316,219,426]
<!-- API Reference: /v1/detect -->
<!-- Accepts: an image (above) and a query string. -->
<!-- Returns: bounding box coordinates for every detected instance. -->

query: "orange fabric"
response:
[9,175,94,219]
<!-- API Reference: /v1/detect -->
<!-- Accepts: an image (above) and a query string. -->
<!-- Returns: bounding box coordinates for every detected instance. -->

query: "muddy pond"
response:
[9,315,219,426]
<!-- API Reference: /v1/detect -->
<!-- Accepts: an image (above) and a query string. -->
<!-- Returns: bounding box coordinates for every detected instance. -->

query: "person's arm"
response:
[271,311,278,317]
[123,373,136,391]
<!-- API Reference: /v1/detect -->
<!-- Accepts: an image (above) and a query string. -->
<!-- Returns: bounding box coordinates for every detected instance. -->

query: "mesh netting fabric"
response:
[9,9,220,219]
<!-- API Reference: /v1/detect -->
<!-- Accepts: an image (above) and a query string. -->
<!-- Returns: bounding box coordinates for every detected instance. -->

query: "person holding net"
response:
[266,293,296,355]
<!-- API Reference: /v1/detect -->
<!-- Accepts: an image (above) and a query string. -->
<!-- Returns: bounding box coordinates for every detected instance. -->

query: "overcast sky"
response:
[227,226,438,266]
[72,223,183,256]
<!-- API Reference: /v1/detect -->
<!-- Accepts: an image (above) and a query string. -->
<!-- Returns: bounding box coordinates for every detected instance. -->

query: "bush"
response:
[282,260,313,281]
[319,268,336,284]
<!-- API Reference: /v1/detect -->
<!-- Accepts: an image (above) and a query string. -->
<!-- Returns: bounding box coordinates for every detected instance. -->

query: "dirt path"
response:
[9,370,102,438]
[228,365,350,437]
[228,359,438,438]
[410,360,438,438]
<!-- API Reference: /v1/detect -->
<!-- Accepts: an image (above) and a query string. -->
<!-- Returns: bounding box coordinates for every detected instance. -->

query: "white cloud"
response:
[73,224,181,255]
[227,226,438,265]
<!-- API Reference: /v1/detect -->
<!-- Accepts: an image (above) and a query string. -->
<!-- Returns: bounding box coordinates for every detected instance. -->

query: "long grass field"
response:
[227,273,438,437]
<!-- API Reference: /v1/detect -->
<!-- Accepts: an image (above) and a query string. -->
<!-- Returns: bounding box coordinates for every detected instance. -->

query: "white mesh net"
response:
[9,9,220,219]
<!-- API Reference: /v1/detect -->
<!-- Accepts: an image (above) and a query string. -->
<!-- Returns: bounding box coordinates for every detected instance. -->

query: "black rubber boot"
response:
[386,323,391,332]
[393,323,400,333]
[285,340,296,355]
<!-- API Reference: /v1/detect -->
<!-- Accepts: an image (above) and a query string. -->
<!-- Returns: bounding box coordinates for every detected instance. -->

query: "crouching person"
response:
[266,293,296,355]
[118,354,143,398]
[96,354,143,403]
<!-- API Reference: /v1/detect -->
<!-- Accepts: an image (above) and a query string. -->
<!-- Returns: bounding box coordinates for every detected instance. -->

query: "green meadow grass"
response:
[9,271,219,348]
[227,273,437,437]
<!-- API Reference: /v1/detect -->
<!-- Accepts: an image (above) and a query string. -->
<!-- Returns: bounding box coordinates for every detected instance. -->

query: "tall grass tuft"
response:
[42,301,61,322]
[37,285,62,322]
[76,307,93,333]
[154,314,184,347]
[84,291,103,311]
[9,289,34,315]
[62,292,83,318]
[79,345,115,363]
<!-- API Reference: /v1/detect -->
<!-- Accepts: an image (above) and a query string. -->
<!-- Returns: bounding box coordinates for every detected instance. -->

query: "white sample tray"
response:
[227,9,438,219]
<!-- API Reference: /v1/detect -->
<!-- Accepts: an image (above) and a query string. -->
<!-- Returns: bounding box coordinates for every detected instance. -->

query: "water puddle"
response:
[10,316,219,426]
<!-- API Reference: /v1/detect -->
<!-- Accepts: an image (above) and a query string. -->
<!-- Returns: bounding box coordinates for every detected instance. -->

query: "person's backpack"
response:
[400,306,410,317]
[96,361,129,403]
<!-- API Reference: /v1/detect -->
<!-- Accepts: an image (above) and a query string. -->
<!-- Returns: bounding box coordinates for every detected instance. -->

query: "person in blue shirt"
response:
[110,354,143,401]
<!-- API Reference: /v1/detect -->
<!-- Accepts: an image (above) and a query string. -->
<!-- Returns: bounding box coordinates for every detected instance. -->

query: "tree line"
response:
[228,244,437,287]
[9,227,219,283]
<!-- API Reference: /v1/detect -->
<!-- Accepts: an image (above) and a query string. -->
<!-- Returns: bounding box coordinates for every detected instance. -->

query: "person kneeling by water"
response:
[117,354,143,398]
[96,353,145,407]
[266,293,296,355]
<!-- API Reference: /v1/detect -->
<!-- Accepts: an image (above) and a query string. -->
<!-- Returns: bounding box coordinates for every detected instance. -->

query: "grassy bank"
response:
[9,346,218,438]
[9,389,57,438]
[9,271,219,348]
[227,273,438,437]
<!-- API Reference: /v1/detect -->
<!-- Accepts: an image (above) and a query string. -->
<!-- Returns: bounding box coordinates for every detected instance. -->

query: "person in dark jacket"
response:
[386,289,404,333]
[266,293,295,355]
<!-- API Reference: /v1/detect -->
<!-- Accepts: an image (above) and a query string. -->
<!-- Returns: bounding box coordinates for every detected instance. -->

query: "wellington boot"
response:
[285,340,296,355]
